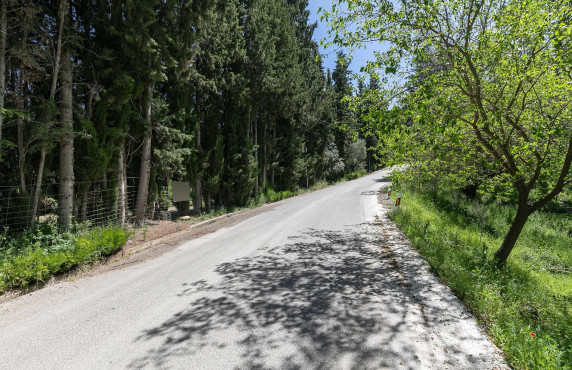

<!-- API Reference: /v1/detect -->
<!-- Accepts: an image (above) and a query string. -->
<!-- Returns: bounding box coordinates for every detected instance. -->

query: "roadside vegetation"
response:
[387,181,571,369]
[0,225,128,293]
[325,0,572,265]
[246,170,366,207]
[167,170,367,224]
[0,169,368,294]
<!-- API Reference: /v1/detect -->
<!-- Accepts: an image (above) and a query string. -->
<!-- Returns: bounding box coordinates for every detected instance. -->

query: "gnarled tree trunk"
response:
[494,200,531,265]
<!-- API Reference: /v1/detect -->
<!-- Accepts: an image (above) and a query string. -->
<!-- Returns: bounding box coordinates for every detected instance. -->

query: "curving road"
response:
[0,170,507,369]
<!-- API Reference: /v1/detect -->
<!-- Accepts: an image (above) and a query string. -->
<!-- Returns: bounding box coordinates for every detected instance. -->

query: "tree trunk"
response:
[205,192,212,213]
[102,171,107,190]
[31,0,69,228]
[30,150,46,228]
[271,124,276,185]
[72,191,79,220]
[102,172,108,223]
[81,189,88,223]
[494,202,531,265]
[17,119,26,192]
[117,141,127,227]
[0,0,6,156]
[134,85,153,225]
[194,180,202,215]
[50,0,67,99]
[262,120,267,189]
[93,186,100,226]
[254,114,259,197]
[58,46,74,230]
[149,201,156,221]
[193,120,202,215]
[16,70,26,193]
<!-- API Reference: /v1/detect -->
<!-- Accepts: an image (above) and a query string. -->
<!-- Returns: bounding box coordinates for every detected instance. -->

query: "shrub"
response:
[0,226,128,293]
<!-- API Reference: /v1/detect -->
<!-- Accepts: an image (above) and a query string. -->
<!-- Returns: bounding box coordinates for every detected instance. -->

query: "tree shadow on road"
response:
[128,223,487,369]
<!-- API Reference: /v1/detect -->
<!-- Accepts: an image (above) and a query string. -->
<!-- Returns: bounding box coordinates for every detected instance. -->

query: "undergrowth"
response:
[0,224,128,293]
[257,171,366,204]
[0,171,370,294]
[168,172,368,225]
[388,186,571,369]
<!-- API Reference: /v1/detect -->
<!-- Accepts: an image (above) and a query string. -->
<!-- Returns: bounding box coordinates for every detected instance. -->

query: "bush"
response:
[0,226,128,292]
[343,169,367,181]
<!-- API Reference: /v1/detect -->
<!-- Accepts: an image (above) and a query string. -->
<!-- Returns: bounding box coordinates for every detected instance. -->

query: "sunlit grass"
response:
[388,187,571,369]
[0,225,129,293]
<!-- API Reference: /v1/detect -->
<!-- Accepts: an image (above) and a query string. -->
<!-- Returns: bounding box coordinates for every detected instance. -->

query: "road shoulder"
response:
[375,187,509,369]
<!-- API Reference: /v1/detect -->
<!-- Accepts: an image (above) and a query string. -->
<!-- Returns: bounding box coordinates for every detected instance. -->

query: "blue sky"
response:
[306,1,388,76]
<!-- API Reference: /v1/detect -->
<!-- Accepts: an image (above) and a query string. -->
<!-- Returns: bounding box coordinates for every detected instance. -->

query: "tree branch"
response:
[532,136,572,211]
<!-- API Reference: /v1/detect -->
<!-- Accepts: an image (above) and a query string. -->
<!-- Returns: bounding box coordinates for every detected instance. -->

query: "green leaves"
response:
[326,0,572,266]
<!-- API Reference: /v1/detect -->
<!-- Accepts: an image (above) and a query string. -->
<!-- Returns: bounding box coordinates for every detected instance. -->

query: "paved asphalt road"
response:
[0,170,507,369]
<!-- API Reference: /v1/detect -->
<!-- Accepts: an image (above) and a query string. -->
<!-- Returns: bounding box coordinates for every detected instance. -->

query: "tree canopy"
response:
[0,0,372,231]
[322,0,572,264]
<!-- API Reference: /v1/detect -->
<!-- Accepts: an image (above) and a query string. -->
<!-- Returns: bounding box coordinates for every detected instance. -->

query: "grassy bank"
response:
[0,225,128,293]
[388,187,571,369]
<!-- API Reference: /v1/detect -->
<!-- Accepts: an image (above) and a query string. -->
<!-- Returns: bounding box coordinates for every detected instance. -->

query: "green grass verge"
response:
[0,225,129,293]
[389,187,571,369]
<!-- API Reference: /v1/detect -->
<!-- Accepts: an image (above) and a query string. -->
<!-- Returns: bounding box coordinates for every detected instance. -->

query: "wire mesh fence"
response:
[0,178,173,233]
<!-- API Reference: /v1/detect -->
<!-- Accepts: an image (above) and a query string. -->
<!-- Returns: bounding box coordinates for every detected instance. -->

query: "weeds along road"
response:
[0,170,507,369]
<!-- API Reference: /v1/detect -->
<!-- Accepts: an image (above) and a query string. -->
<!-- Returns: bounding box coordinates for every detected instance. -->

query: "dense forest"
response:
[0,0,379,231]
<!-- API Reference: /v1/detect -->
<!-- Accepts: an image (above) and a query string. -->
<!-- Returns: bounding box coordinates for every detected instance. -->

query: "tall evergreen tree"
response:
[0,0,367,231]
[331,51,352,160]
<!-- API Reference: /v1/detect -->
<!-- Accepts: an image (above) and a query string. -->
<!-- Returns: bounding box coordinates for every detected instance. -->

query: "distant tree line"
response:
[0,0,380,230]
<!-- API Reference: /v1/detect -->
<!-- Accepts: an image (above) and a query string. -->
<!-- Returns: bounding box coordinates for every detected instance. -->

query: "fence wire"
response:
[0,178,172,233]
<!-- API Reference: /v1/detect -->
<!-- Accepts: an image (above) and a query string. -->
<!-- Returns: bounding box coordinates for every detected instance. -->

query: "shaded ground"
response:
[129,225,390,369]
[0,173,508,369]
[128,220,506,369]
